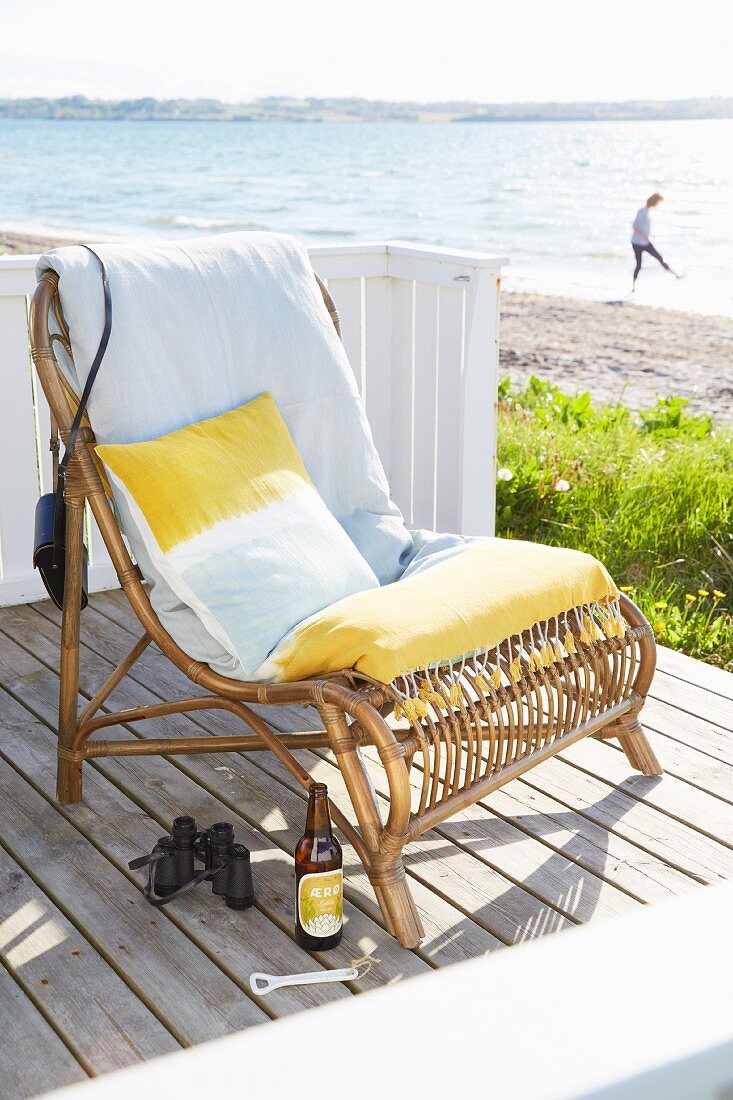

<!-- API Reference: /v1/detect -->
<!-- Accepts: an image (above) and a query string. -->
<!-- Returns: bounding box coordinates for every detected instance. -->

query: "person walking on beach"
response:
[631,193,680,291]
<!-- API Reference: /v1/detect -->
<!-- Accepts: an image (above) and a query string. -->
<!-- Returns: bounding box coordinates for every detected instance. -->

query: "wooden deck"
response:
[1,591,731,1098]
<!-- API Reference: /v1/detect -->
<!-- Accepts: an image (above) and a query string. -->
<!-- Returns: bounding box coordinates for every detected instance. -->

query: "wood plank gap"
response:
[0,960,87,1096]
[656,646,733,702]
[555,746,733,852]
[0,838,179,1074]
[598,728,733,808]
[516,767,719,887]
[0,924,90,1085]
[648,669,733,730]
[640,701,733,767]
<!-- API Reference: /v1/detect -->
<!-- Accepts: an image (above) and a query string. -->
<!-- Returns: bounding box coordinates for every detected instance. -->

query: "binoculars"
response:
[130,816,255,911]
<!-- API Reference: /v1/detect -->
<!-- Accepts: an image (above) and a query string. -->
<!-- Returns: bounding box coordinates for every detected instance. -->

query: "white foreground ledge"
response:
[48,881,733,1100]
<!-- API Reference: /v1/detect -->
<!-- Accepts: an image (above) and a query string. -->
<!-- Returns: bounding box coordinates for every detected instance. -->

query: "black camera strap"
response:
[52,245,112,566]
[128,845,172,900]
[128,845,232,908]
[148,862,227,908]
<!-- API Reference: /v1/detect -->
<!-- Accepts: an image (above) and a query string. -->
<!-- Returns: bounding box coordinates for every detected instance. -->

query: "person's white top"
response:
[631,205,651,245]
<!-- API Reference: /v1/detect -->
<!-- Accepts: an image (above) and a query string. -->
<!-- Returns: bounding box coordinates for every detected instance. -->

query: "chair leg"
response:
[319,703,424,948]
[613,712,662,777]
[56,494,85,803]
[370,855,424,949]
[612,595,661,777]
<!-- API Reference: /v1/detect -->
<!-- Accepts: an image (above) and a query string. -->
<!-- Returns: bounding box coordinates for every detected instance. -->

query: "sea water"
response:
[1,117,732,315]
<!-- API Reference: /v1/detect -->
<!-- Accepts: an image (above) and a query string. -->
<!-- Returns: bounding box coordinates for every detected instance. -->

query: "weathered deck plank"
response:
[640,694,733,766]
[519,757,732,883]
[0,965,87,1097]
[558,735,733,846]
[0,846,179,1073]
[481,781,698,903]
[0,750,266,1040]
[656,643,733,700]
[0,592,731,1099]
[603,723,733,804]
[649,667,733,730]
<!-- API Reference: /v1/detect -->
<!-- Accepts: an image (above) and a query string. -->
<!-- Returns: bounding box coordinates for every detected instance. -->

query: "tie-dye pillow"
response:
[96,393,378,676]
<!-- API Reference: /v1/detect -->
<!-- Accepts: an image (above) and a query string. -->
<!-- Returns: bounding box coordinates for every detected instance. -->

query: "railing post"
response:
[0,286,44,603]
[459,266,501,536]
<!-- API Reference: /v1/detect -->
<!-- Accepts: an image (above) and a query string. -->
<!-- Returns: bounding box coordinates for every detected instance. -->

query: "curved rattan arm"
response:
[314,274,341,338]
[618,593,657,698]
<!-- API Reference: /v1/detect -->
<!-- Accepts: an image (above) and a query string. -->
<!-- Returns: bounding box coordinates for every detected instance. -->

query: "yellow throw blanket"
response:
[264,539,623,691]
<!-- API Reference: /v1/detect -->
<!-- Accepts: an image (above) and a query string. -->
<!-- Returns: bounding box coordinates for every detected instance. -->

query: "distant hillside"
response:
[1,94,732,123]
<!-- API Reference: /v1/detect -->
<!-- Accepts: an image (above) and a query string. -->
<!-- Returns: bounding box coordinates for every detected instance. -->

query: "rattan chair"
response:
[29,267,661,949]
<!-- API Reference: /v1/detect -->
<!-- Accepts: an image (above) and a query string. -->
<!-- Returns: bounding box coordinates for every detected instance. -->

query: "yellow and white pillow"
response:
[96,393,378,676]
[261,538,623,687]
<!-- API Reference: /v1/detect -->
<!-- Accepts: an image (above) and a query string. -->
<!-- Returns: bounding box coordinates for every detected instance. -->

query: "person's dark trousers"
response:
[633,242,671,280]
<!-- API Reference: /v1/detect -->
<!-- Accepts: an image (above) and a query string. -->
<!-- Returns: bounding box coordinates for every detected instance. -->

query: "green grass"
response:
[496,376,733,670]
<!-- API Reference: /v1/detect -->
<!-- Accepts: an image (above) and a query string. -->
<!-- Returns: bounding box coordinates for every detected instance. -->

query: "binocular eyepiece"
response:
[130,816,255,911]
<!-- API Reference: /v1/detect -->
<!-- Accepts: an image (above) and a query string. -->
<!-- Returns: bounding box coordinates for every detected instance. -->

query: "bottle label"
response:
[298,868,343,936]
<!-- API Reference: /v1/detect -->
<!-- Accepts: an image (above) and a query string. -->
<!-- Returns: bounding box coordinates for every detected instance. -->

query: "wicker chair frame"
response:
[28,267,661,949]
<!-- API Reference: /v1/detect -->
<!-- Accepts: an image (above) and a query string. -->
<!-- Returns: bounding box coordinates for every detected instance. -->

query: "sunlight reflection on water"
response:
[2,117,732,314]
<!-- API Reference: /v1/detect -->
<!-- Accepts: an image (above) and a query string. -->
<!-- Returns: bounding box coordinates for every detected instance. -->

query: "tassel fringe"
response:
[391,596,627,723]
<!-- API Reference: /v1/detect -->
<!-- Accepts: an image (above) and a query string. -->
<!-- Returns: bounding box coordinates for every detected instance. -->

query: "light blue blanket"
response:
[39,232,415,679]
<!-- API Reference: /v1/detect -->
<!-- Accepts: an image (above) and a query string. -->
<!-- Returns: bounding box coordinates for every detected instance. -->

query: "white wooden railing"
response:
[0,241,505,607]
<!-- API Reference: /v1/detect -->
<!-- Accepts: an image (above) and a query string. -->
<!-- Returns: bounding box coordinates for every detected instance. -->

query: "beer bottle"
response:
[295,782,343,950]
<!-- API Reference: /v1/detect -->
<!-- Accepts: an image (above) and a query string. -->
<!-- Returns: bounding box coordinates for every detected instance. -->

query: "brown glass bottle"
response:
[295,783,343,950]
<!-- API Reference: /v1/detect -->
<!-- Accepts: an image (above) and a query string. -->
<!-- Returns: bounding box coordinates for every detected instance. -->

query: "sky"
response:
[1,0,732,105]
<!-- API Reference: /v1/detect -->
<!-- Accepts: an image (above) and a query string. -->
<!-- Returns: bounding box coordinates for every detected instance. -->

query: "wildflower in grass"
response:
[685,594,696,602]
[497,467,513,482]
[698,589,709,597]
[619,585,635,593]
[713,589,726,598]
[555,478,570,492]
[654,600,668,609]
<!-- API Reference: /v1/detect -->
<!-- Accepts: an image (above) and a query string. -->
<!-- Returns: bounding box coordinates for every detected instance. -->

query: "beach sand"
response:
[501,291,733,420]
[1,228,83,254]
[4,229,732,421]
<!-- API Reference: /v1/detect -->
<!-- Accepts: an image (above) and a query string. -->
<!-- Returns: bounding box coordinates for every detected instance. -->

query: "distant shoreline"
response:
[1,116,729,124]
[3,115,732,124]
[4,227,731,422]
[2,94,732,124]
